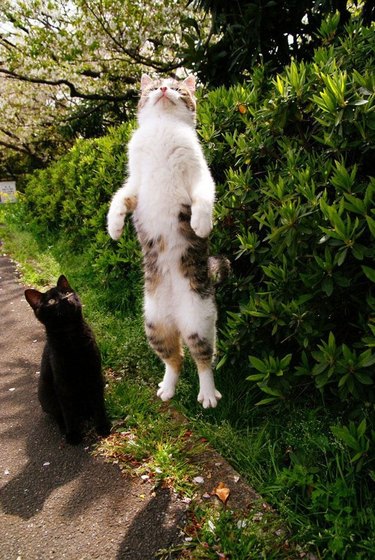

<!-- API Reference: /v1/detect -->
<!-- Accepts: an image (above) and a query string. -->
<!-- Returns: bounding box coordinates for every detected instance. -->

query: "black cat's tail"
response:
[208,256,231,285]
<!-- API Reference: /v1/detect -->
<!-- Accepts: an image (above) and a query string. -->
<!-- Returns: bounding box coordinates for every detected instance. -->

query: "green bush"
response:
[24,122,143,311]
[199,22,375,410]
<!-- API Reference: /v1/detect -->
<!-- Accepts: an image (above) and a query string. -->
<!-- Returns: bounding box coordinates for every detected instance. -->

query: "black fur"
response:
[25,275,111,445]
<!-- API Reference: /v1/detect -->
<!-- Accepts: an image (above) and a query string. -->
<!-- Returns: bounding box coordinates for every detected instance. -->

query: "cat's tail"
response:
[208,256,231,285]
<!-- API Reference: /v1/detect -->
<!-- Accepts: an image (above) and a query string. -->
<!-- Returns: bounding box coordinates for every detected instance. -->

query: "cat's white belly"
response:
[135,165,191,238]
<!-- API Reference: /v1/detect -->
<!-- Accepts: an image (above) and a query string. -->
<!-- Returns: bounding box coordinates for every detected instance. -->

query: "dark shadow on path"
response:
[116,488,186,560]
[0,409,131,520]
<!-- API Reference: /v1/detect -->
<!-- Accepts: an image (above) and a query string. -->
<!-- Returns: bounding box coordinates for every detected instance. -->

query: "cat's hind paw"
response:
[157,368,179,401]
[197,388,222,409]
[157,381,176,402]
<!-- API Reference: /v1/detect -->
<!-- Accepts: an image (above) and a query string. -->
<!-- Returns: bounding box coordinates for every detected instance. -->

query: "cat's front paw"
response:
[107,210,126,240]
[96,420,111,438]
[197,388,222,409]
[65,430,83,445]
[190,205,212,238]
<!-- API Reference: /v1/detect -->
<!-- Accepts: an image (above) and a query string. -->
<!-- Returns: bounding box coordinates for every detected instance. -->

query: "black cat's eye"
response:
[48,298,56,305]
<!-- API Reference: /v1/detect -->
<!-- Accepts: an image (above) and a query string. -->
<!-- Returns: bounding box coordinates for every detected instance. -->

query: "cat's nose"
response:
[160,86,167,93]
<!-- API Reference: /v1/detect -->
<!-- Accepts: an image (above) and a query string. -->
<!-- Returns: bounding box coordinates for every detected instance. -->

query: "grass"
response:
[2,202,375,559]
[97,376,206,496]
[160,504,294,560]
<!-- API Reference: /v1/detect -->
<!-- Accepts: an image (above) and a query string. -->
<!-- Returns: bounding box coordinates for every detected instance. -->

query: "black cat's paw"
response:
[66,431,83,445]
[96,421,111,438]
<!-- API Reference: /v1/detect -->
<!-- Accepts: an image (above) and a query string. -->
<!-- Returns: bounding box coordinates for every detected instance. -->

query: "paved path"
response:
[0,254,186,560]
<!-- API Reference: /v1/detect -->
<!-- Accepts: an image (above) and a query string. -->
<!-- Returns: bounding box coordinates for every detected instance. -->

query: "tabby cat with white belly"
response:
[107,74,228,408]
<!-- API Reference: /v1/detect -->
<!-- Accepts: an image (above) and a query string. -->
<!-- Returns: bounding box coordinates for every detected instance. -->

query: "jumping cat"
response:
[25,275,111,444]
[107,74,229,408]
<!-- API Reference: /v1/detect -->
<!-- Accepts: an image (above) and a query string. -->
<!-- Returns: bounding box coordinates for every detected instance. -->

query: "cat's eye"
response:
[48,298,56,305]
[61,292,73,300]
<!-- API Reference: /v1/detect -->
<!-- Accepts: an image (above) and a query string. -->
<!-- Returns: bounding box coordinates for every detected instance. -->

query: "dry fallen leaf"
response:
[213,482,230,505]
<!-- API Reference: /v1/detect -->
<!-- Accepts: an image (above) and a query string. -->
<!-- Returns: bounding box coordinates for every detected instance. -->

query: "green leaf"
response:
[354,372,373,385]
[259,386,283,397]
[322,277,333,296]
[331,426,358,449]
[338,373,350,387]
[247,374,266,382]
[358,350,375,368]
[249,356,266,372]
[352,99,368,106]
[357,419,367,438]
[362,266,375,283]
[366,216,375,237]
[255,397,279,406]
[351,451,364,463]
[216,355,227,370]
[280,354,292,368]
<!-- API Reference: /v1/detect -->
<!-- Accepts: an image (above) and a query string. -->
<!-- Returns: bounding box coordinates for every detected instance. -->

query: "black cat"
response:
[25,275,111,445]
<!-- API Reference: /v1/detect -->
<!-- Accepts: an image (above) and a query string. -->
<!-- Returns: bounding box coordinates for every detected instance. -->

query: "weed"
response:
[162,502,294,559]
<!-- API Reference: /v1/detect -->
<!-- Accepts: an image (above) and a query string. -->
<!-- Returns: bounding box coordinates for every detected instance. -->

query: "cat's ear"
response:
[141,74,153,91]
[24,289,43,310]
[57,275,71,291]
[183,75,196,93]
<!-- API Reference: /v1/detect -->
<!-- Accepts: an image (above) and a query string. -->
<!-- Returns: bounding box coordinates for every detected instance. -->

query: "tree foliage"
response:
[0,0,210,176]
[186,0,375,85]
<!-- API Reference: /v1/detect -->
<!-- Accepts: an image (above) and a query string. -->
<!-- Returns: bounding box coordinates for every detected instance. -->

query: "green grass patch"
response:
[97,377,205,497]
[165,504,293,560]
[0,219,61,287]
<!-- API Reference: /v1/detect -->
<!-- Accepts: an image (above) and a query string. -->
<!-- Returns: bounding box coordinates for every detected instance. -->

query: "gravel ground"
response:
[0,254,187,560]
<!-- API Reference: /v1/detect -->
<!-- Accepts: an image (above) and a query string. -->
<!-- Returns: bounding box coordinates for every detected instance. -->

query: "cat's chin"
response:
[154,95,176,106]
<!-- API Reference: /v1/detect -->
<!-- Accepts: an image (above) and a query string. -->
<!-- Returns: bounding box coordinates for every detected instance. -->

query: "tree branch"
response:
[0,34,23,54]
[0,126,20,141]
[80,0,182,73]
[0,67,138,102]
[0,138,35,157]
[2,10,30,35]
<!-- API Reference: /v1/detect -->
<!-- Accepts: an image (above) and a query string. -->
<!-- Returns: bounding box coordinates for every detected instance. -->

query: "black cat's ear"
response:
[24,289,43,310]
[57,275,71,291]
